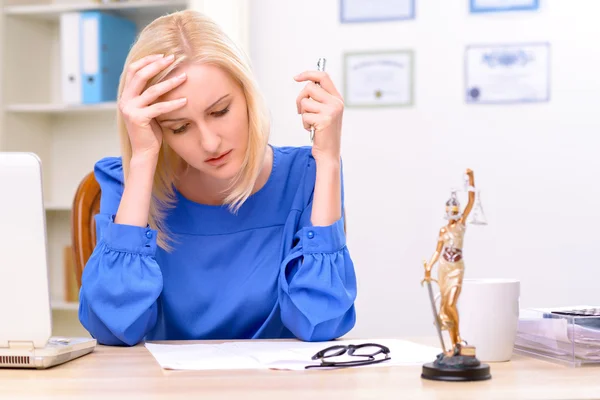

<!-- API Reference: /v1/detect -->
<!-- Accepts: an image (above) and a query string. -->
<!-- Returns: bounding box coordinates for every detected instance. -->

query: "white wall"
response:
[249,0,600,338]
[189,0,250,56]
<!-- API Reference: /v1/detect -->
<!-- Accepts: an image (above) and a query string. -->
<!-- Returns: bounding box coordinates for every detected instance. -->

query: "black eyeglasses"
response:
[305,343,391,369]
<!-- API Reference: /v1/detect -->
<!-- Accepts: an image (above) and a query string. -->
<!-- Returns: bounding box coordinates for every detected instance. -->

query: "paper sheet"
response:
[144,339,441,371]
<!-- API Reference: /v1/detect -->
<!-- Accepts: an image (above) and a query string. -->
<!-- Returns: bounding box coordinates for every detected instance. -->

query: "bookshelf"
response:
[0,0,192,337]
[6,101,117,113]
[1,0,250,338]
[3,0,188,21]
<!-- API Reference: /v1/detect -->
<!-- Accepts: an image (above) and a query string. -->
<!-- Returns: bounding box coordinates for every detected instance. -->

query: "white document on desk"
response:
[144,339,440,371]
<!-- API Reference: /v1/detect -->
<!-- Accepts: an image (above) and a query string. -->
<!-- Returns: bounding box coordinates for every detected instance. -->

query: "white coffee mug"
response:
[457,278,520,362]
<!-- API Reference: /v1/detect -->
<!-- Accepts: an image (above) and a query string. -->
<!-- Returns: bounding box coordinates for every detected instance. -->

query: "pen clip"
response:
[317,58,326,73]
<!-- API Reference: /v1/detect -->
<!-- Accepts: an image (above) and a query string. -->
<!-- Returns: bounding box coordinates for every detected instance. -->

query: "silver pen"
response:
[310,57,327,142]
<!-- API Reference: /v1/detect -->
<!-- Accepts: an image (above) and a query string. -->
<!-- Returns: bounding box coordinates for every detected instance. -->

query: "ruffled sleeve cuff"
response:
[100,214,158,256]
[299,216,346,254]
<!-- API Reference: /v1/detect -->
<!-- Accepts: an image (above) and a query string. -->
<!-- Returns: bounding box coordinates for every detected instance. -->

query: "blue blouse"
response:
[78,145,357,346]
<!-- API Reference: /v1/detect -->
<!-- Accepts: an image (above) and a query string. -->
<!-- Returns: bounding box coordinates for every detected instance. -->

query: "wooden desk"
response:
[0,339,599,399]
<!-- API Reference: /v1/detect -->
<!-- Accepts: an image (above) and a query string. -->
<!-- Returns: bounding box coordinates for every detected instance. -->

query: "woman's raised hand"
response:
[118,54,188,159]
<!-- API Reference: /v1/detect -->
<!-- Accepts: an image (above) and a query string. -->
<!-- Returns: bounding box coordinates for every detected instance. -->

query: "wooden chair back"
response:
[71,171,101,288]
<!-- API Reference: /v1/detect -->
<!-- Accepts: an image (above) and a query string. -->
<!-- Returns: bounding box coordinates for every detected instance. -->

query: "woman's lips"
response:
[205,150,232,166]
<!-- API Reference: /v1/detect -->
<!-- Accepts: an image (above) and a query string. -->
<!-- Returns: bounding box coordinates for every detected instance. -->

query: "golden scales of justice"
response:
[420,169,491,382]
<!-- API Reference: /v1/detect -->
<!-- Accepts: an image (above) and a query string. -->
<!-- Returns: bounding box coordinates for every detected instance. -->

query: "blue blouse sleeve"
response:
[78,157,163,346]
[278,158,357,342]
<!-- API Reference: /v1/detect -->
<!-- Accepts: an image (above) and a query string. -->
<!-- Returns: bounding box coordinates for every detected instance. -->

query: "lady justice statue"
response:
[420,169,492,382]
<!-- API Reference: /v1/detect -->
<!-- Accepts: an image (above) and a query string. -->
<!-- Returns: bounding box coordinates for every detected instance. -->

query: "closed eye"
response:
[169,106,229,133]
[172,123,190,134]
[211,106,230,117]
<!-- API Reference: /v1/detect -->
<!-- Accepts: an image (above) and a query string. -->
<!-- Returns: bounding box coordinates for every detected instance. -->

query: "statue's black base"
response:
[421,353,491,382]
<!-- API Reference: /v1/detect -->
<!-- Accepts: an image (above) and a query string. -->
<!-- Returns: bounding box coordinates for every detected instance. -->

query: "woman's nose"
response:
[198,127,221,154]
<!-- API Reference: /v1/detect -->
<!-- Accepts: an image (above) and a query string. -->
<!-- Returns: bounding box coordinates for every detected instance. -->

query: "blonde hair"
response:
[117,10,270,250]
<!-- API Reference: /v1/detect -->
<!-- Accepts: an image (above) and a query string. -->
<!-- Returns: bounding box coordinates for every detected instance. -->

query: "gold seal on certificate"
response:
[343,50,414,108]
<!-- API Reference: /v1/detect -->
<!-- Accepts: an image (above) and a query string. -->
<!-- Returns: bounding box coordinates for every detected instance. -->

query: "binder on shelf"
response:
[60,12,82,104]
[81,11,137,104]
[59,11,136,105]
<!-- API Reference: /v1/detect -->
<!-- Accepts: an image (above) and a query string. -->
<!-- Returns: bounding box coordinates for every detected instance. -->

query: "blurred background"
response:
[1,0,598,339]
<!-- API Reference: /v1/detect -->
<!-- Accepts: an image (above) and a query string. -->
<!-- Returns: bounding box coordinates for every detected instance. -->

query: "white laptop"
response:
[0,152,96,369]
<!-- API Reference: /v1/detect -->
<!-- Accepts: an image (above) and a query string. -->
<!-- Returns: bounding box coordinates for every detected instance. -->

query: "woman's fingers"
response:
[300,112,320,131]
[299,97,321,115]
[122,54,175,101]
[144,98,188,120]
[294,71,342,100]
[295,82,330,113]
[135,72,188,107]
[124,54,164,85]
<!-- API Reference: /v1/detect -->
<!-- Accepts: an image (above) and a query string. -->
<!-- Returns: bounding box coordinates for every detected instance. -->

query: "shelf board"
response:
[6,102,117,114]
[3,1,189,21]
[45,202,71,211]
[51,301,79,311]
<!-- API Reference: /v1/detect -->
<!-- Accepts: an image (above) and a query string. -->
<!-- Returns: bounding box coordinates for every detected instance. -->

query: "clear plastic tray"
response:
[514,307,600,367]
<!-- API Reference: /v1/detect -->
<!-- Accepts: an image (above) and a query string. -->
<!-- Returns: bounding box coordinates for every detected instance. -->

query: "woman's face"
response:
[156,63,249,181]
[446,207,461,220]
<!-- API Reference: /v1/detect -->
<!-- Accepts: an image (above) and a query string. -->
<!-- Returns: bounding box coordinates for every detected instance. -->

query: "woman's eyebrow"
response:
[205,94,230,111]
[158,117,187,123]
[158,94,231,123]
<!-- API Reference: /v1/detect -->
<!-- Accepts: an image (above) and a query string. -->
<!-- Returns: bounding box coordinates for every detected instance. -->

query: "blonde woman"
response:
[78,10,356,346]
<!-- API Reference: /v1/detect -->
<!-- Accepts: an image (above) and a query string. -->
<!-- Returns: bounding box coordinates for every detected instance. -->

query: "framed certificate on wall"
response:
[343,50,414,108]
[465,42,550,104]
[340,0,415,23]
[470,0,539,13]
